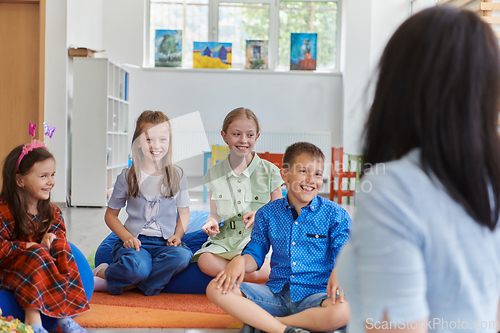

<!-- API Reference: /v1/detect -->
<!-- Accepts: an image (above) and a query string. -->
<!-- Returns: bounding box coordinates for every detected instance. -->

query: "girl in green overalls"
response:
[194,107,283,283]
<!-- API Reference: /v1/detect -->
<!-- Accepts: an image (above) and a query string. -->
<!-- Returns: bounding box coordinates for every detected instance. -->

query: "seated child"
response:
[93,111,193,295]
[0,140,89,333]
[206,142,351,333]
[195,107,283,283]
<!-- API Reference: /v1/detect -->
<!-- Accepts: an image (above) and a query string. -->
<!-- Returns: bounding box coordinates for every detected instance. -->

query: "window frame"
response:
[146,0,341,71]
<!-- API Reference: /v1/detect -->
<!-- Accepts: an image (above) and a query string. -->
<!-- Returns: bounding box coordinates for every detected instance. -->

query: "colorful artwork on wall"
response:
[155,30,182,67]
[245,40,268,70]
[193,42,232,69]
[290,33,317,71]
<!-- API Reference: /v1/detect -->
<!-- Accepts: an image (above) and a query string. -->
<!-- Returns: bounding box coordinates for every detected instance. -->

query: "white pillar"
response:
[342,0,433,155]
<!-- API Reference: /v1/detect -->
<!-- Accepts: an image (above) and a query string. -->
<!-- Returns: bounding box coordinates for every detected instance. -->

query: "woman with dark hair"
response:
[336,6,500,332]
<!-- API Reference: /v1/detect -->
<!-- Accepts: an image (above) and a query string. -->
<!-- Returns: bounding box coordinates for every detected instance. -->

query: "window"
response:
[279,1,338,69]
[218,2,270,68]
[148,0,340,70]
[149,0,209,68]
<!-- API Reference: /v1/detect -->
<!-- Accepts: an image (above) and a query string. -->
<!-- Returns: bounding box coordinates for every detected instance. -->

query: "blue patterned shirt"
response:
[243,195,351,302]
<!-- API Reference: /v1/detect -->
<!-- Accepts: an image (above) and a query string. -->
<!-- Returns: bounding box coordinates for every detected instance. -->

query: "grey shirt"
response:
[108,167,191,240]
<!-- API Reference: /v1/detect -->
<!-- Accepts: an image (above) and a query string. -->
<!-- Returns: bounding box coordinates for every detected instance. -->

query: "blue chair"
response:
[203,145,230,202]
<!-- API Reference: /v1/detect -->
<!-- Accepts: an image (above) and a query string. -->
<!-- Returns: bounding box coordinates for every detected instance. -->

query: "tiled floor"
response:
[60,191,355,332]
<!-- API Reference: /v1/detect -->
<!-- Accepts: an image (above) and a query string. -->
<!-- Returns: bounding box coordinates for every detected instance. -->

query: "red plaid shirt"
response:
[0,199,89,317]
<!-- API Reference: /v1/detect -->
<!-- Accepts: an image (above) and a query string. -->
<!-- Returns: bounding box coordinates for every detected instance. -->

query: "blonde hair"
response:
[222,107,260,134]
[128,110,182,199]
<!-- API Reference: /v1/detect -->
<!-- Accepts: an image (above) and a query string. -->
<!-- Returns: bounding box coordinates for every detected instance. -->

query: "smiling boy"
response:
[206,142,351,333]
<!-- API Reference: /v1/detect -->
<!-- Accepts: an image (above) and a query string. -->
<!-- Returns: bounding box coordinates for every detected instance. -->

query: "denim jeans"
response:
[239,283,346,332]
[239,283,328,317]
[105,235,193,296]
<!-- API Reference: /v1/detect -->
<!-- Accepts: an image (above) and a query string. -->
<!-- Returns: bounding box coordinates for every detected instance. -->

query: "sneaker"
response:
[92,263,108,277]
[30,323,50,333]
[56,318,87,333]
[93,276,108,292]
[92,263,109,292]
[284,327,310,333]
[240,324,255,333]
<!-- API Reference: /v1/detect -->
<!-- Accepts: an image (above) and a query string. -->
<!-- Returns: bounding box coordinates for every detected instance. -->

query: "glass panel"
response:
[279,1,338,69]
[218,2,270,68]
[150,0,209,68]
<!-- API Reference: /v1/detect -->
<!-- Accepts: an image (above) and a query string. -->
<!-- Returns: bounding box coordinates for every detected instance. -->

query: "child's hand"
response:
[327,268,344,304]
[214,255,246,294]
[167,235,181,247]
[26,242,37,248]
[123,237,141,251]
[242,211,257,230]
[41,233,56,250]
[202,218,220,238]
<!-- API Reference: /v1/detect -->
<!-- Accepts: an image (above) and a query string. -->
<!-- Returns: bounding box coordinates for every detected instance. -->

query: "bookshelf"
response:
[71,58,130,207]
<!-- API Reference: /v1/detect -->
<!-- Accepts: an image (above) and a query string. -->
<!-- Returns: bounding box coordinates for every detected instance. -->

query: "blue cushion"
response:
[0,243,94,328]
[94,210,213,294]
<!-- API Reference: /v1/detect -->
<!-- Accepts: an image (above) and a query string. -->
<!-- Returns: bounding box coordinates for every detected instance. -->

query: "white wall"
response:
[67,0,104,51]
[45,0,103,203]
[342,0,434,155]
[342,0,372,156]
[45,0,68,203]
[130,70,342,136]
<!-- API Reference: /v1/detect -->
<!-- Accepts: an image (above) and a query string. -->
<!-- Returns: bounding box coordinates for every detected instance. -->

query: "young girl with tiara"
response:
[93,110,193,295]
[0,133,89,333]
[194,107,283,282]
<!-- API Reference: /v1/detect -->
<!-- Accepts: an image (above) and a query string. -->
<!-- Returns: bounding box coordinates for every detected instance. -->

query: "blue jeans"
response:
[239,283,328,317]
[105,235,193,296]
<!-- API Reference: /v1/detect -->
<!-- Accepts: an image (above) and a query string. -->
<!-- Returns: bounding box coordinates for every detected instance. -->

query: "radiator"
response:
[173,129,332,180]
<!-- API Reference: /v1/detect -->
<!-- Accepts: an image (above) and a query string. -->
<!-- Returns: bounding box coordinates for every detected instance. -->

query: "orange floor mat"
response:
[74,304,243,328]
[74,291,243,328]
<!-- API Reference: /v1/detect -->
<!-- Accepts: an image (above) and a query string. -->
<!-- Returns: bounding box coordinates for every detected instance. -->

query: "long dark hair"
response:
[128,110,182,199]
[1,145,55,240]
[362,6,500,231]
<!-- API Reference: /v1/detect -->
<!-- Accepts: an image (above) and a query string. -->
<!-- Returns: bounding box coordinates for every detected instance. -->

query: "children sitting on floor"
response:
[206,142,351,333]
